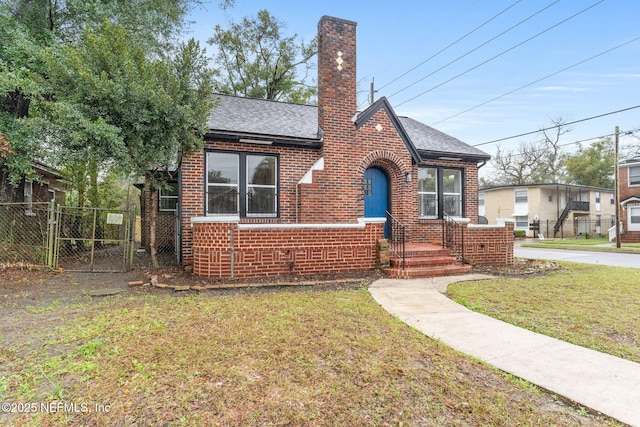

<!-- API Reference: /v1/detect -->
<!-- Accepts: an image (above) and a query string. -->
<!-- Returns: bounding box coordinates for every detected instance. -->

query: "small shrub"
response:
[514,230,526,238]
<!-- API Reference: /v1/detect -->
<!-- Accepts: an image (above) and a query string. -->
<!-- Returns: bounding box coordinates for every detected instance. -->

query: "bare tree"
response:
[489,117,569,185]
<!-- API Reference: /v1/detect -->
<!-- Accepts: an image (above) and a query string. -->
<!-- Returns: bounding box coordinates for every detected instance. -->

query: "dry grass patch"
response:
[449,262,640,363]
[2,289,620,426]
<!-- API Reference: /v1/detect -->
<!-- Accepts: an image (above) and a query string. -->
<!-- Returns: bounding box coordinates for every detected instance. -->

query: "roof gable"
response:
[353,97,421,163]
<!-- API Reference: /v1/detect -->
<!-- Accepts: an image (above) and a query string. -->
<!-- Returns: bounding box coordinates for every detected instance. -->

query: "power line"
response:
[489,127,640,160]
[473,105,640,147]
[498,133,614,158]
[378,0,523,92]
[393,0,605,108]
[386,0,560,100]
[431,34,640,127]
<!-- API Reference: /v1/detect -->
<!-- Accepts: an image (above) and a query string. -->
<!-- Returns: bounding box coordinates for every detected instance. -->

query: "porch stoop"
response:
[383,242,472,279]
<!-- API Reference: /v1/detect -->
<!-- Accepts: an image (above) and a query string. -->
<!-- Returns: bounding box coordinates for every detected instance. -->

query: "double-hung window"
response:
[159,183,179,212]
[514,189,528,203]
[418,168,437,218]
[629,206,640,231]
[206,151,278,217]
[629,166,640,186]
[418,167,463,219]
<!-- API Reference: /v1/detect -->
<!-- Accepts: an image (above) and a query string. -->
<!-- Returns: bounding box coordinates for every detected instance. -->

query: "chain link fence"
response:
[54,206,135,272]
[0,202,53,266]
[529,216,617,239]
[0,202,179,269]
[137,210,179,267]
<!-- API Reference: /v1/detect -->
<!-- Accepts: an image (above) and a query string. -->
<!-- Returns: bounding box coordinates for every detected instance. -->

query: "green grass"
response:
[0,290,619,426]
[522,237,640,253]
[448,263,640,363]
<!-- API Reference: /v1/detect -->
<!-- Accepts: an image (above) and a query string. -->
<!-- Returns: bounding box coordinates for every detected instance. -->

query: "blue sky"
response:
[185,0,640,160]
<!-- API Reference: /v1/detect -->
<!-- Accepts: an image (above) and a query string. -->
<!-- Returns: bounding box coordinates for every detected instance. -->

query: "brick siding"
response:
[464,222,515,266]
[618,165,640,242]
[192,219,384,278]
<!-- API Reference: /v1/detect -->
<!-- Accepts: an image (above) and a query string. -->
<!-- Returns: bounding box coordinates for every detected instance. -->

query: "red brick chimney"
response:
[317,16,357,143]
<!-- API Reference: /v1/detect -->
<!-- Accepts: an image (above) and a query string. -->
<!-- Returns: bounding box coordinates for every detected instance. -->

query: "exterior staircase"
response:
[383,242,472,279]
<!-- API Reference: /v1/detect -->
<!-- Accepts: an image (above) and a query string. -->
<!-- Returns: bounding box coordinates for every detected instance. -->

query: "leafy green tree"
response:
[41,22,215,265]
[562,139,614,188]
[1,0,202,197]
[209,9,317,103]
[0,9,50,195]
[5,0,199,52]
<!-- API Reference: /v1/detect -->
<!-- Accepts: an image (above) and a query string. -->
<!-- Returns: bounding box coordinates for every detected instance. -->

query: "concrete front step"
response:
[383,263,472,279]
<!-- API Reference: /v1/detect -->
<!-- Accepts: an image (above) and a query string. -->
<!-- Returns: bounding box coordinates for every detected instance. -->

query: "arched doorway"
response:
[364,167,389,237]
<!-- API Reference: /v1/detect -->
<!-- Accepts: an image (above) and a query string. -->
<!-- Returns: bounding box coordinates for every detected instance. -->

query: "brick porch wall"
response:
[191,218,385,278]
[464,221,515,266]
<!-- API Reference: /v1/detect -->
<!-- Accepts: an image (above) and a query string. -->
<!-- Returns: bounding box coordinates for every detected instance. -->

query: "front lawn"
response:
[522,237,640,253]
[0,285,618,426]
[448,263,640,363]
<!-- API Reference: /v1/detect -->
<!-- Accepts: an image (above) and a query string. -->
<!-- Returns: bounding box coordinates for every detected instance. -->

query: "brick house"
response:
[618,156,640,242]
[0,161,65,206]
[174,16,514,279]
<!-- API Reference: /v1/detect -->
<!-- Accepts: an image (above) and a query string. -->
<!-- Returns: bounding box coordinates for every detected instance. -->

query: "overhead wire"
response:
[392,0,606,108]
[473,106,640,147]
[377,0,523,92]
[386,0,561,100]
[432,34,640,127]
[488,127,640,162]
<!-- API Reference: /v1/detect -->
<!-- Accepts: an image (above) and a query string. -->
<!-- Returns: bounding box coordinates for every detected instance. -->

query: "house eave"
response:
[418,149,491,163]
[620,195,640,206]
[205,131,322,149]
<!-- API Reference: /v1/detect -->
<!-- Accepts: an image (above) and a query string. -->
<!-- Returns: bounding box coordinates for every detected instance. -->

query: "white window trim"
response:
[514,188,528,204]
[159,184,179,212]
[629,206,640,231]
[514,215,529,230]
[418,167,438,219]
[24,180,35,215]
[629,166,640,187]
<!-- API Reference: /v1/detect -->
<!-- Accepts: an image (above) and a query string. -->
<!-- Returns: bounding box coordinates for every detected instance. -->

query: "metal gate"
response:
[54,206,135,272]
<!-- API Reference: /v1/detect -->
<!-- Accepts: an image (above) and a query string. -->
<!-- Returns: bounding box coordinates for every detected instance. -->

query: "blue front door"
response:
[364,167,389,237]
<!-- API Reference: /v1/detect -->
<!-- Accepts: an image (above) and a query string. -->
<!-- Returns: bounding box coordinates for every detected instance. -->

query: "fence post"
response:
[46,200,56,268]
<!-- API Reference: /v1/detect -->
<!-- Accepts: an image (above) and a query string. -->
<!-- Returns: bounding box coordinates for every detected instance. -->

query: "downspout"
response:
[295,184,299,223]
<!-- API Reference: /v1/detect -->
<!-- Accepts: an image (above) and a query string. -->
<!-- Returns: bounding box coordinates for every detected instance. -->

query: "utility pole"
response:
[615,126,621,248]
[369,78,376,105]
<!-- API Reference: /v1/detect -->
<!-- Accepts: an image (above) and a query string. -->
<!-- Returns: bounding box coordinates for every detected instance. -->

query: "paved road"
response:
[514,244,640,268]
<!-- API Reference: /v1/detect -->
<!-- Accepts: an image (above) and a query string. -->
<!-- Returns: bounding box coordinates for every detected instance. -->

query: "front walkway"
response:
[369,275,640,427]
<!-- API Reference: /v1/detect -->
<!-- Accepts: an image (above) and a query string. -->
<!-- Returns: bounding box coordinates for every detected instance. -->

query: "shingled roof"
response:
[207,93,490,161]
[398,116,490,161]
[207,94,320,143]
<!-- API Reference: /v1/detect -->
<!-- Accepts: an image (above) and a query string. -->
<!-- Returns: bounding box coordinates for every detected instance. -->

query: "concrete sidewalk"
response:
[369,275,640,427]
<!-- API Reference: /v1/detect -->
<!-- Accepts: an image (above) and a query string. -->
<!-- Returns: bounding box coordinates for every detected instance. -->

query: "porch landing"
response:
[383,242,472,279]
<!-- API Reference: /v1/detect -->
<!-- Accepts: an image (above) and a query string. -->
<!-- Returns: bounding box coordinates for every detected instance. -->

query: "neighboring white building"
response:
[479,184,615,238]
